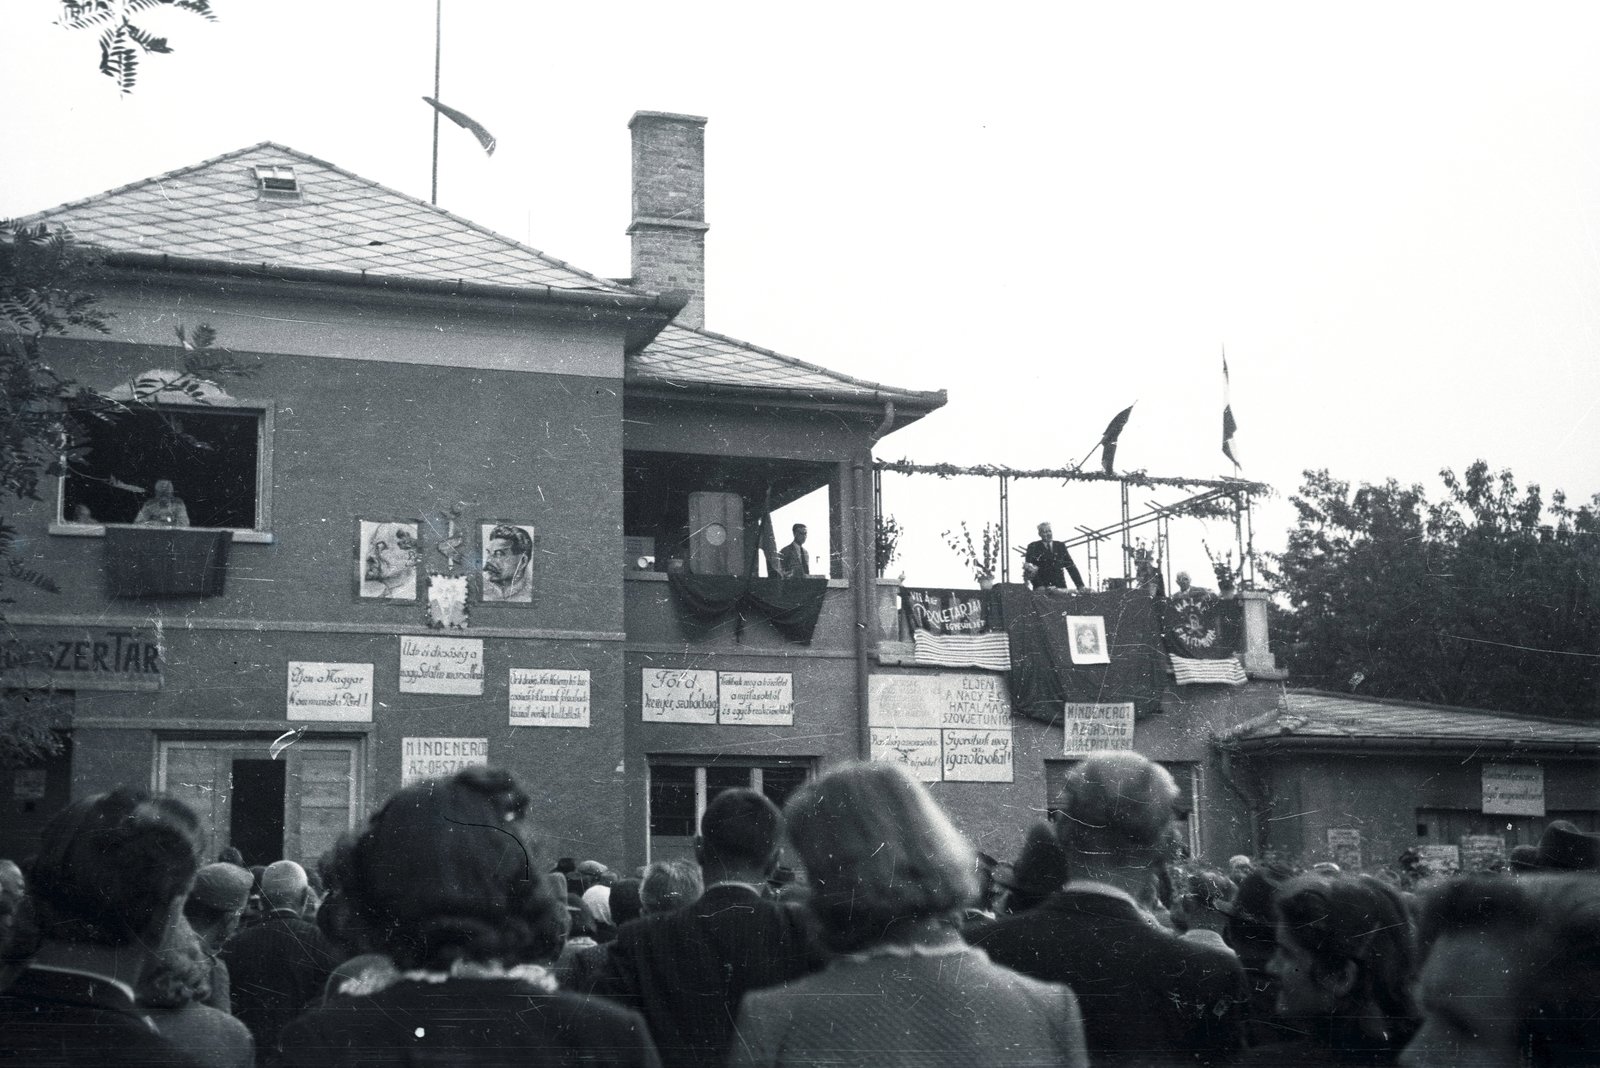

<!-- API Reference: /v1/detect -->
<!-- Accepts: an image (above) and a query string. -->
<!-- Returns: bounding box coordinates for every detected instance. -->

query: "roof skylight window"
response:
[253,165,300,199]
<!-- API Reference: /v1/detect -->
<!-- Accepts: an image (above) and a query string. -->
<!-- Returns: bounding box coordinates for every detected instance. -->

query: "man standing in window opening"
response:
[778,523,809,578]
[134,478,190,526]
[482,524,534,602]
[1023,521,1085,590]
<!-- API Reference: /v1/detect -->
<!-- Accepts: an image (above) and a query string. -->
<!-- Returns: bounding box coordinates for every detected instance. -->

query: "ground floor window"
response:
[158,736,362,868]
[647,756,813,863]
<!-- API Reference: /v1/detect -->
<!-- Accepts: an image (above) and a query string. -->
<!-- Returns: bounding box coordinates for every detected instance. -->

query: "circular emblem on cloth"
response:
[704,523,727,546]
[1165,591,1222,657]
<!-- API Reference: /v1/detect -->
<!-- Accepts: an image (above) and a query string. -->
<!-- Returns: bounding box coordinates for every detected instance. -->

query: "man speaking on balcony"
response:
[1023,522,1086,591]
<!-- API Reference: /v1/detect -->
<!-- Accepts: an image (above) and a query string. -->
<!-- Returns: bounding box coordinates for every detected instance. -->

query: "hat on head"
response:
[191,862,253,912]
[575,860,608,877]
[1536,821,1600,872]
[1509,844,1541,872]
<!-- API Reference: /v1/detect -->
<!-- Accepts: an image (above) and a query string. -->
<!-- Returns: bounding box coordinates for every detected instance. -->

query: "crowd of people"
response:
[2,752,1598,1067]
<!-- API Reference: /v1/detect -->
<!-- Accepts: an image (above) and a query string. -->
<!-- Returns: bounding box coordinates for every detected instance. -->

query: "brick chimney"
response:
[627,111,709,330]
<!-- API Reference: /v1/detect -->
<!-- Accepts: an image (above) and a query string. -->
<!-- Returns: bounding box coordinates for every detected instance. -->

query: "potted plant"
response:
[943,521,1000,589]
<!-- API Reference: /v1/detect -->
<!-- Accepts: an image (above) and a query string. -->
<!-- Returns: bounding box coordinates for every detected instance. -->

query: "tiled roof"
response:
[630,323,944,405]
[1226,691,1600,748]
[19,142,622,292]
[21,142,943,407]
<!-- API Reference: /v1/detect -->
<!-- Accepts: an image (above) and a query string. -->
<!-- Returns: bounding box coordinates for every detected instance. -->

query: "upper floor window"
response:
[57,401,272,539]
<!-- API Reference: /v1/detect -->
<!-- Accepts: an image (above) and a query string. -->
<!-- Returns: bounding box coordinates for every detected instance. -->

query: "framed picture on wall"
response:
[479,522,536,604]
[356,519,421,601]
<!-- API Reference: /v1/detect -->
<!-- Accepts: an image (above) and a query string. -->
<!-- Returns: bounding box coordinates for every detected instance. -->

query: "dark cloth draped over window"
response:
[666,573,829,644]
[105,526,231,597]
[993,586,1164,722]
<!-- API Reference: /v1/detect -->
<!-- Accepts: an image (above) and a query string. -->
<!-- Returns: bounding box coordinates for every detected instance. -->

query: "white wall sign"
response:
[287,662,373,721]
[1418,844,1462,873]
[642,668,718,723]
[1062,702,1136,757]
[718,672,794,726]
[401,737,487,786]
[870,727,944,781]
[399,636,484,695]
[1460,834,1507,872]
[868,674,942,729]
[936,673,1011,729]
[869,673,1014,782]
[1326,828,1363,870]
[510,669,591,728]
[1483,763,1545,816]
[943,728,1014,782]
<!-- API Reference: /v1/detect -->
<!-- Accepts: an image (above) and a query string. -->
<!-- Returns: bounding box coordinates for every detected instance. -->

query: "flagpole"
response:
[430,0,441,205]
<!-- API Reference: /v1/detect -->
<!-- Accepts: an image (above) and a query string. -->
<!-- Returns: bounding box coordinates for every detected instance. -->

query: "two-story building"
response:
[1,112,944,868]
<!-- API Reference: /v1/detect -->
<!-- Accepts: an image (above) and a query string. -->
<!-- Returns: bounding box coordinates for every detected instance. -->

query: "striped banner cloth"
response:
[913,631,1012,672]
[1170,654,1247,686]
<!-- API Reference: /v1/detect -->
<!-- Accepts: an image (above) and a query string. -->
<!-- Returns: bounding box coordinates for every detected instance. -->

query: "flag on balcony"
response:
[913,632,1012,672]
[1171,653,1248,686]
[902,587,1011,671]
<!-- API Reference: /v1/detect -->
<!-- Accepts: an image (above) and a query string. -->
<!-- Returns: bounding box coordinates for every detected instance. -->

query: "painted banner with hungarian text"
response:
[901,587,1010,671]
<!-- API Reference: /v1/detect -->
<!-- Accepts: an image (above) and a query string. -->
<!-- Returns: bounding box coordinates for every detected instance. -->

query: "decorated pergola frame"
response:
[873,458,1271,590]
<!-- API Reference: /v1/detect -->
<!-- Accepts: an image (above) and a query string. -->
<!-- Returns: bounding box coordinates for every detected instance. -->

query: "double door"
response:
[158,737,363,868]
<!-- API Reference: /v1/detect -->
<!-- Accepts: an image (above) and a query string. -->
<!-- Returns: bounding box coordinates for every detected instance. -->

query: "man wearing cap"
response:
[185,862,253,1013]
[223,860,341,1059]
[1531,819,1600,873]
[977,752,1244,1066]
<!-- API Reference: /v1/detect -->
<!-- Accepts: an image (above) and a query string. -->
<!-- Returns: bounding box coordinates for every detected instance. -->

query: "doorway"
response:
[230,759,286,865]
[158,737,363,868]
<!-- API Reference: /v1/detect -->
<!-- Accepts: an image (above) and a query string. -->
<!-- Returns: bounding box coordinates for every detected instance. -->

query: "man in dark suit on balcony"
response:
[1024,521,1085,590]
[777,523,810,578]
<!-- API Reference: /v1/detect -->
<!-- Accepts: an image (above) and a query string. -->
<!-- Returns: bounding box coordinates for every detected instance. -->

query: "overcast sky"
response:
[4,2,1597,589]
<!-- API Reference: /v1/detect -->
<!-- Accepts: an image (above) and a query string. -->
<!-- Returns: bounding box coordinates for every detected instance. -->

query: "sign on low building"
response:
[1,626,163,691]
[510,669,590,728]
[401,737,488,786]
[1482,763,1545,817]
[1326,828,1363,871]
[1460,834,1507,872]
[1062,702,1136,757]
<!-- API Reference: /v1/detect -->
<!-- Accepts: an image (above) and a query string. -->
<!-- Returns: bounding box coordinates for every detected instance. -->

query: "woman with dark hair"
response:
[0,787,207,1065]
[138,917,253,1068]
[1244,872,1420,1065]
[276,767,659,1067]
[730,762,1088,1068]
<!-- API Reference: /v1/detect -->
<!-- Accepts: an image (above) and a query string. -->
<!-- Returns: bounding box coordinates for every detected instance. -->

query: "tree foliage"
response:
[58,0,216,92]
[1274,463,1600,717]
